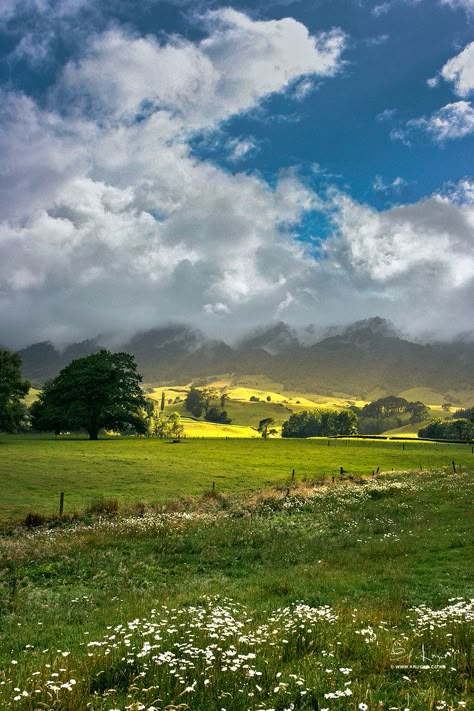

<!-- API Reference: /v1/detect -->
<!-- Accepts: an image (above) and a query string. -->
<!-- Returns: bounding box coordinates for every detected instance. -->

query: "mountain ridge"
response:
[11,318,474,401]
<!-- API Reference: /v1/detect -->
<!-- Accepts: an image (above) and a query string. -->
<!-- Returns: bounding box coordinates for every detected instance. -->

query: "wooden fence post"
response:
[59,492,64,517]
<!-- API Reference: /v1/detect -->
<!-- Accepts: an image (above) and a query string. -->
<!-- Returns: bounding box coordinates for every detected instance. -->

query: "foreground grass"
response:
[1,436,473,521]
[0,468,472,709]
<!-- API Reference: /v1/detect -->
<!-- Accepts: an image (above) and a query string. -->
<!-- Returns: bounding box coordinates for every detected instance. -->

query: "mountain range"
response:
[12,318,474,402]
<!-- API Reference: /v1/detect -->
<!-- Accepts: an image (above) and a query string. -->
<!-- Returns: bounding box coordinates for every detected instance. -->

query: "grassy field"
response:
[5,381,472,709]
[0,467,472,709]
[1,435,473,521]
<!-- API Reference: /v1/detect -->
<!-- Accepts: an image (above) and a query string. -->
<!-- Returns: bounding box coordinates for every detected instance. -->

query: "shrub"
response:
[86,497,120,516]
[24,512,46,528]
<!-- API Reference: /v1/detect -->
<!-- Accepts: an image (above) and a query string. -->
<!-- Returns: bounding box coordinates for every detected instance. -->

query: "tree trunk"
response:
[88,428,99,440]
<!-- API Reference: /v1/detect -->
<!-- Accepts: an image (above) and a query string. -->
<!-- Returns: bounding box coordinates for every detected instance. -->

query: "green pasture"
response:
[1,434,472,521]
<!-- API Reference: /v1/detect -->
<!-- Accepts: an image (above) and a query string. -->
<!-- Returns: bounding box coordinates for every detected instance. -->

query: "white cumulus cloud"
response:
[1,10,343,346]
[393,101,474,143]
[320,185,474,337]
[1,7,473,346]
[440,41,474,96]
[57,11,346,129]
[423,101,474,141]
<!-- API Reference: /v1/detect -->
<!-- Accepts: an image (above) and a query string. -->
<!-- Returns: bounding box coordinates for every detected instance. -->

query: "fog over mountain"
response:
[15,318,474,399]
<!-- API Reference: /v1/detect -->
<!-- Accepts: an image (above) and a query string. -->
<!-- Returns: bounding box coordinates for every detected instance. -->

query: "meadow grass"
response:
[1,435,473,520]
[0,468,472,709]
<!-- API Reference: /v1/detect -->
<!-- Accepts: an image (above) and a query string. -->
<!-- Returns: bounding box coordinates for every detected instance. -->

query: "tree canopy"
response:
[30,350,146,440]
[152,411,184,439]
[452,405,474,422]
[418,418,474,441]
[350,395,430,434]
[184,387,204,418]
[354,396,429,423]
[258,417,276,439]
[0,349,30,432]
[201,387,218,415]
[281,409,358,438]
[205,406,231,424]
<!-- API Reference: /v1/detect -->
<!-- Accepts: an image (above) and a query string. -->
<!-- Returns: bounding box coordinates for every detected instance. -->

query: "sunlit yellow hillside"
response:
[148,378,370,410]
[179,418,259,438]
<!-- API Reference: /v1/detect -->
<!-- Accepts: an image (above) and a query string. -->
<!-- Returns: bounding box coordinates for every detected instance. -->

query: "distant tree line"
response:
[280,395,434,439]
[282,409,358,438]
[451,406,474,421]
[350,396,429,435]
[418,418,474,441]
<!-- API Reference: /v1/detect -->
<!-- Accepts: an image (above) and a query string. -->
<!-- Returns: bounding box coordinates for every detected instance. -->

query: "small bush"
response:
[133,501,146,517]
[86,497,119,516]
[24,512,46,528]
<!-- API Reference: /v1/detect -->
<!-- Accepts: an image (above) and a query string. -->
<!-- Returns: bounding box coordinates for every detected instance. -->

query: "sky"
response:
[0,0,473,348]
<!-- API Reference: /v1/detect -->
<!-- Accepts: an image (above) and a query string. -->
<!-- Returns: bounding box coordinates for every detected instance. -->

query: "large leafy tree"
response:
[30,350,147,440]
[201,387,218,415]
[0,349,31,432]
[205,406,231,424]
[184,387,204,418]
